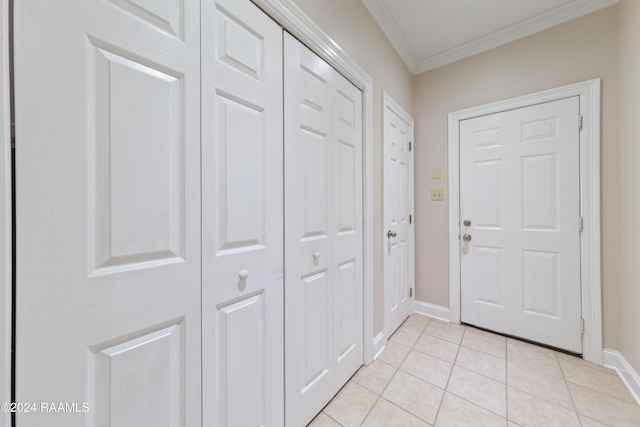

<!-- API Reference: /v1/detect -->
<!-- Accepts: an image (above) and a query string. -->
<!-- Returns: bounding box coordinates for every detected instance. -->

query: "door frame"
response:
[252,0,376,363]
[448,79,602,364]
[382,92,414,339]
[1,0,11,423]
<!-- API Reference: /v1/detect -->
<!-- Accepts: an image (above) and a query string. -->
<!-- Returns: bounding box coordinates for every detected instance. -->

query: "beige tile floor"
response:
[308,315,640,427]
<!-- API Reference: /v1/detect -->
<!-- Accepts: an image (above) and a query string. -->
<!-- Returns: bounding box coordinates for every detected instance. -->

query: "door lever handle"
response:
[387,230,397,238]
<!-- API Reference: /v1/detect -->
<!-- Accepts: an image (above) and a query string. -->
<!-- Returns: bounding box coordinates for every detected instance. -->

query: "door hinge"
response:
[409,214,412,224]
[409,141,412,151]
[410,288,413,298]
[11,122,15,149]
[579,216,584,232]
[580,318,585,334]
[578,115,583,131]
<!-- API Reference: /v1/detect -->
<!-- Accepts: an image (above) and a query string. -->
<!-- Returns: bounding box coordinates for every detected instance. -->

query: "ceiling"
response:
[361,0,619,75]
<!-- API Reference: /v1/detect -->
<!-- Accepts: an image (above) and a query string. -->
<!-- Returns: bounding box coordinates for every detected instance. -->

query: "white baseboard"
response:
[414,301,450,323]
[372,331,386,361]
[603,348,640,406]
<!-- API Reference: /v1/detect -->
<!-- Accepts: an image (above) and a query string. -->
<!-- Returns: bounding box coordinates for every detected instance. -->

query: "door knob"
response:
[387,230,397,238]
[463,233,472,242]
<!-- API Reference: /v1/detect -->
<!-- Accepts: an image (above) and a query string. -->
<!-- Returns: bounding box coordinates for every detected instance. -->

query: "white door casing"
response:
[383,93,414,339]
[284,33,364,427]
[449,79,602,363]
[15,0,202,425]
[460,97,581,353]
[201,0,284,425]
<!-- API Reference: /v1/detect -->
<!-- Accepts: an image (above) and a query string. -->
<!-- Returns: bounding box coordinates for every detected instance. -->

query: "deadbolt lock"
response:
[463,219,472,227]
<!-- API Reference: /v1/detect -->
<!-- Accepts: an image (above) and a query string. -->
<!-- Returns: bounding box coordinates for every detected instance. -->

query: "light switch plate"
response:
[433,168,441,179]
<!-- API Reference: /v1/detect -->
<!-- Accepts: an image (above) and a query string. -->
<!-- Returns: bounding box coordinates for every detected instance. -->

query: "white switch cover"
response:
[433,168,441,179]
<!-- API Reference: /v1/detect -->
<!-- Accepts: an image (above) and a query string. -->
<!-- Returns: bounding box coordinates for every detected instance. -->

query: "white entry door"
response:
[284,33,364,427]
[14,0,202,426]
[383,96,414,339]
[460,97,582,353]
[201,0,284,425]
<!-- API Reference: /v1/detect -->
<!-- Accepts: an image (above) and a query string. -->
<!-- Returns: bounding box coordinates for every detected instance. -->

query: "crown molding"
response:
[361,0,420,74]
[362,0,619,75]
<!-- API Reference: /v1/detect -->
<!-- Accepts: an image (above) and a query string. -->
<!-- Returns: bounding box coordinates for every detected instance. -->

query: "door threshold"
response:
[463,323,582,358]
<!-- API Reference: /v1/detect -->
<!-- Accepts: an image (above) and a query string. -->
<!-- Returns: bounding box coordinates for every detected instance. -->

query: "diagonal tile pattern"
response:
[309,315,640,427]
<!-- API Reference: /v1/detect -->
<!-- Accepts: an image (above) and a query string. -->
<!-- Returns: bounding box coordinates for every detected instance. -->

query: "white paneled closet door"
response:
[201,0,284,426]
[284,33,364,427]
[14,0,202,426]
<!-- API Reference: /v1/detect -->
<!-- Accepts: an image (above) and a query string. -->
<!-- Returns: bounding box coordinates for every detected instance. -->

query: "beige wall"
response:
[617,0,640,371]
[291,0,415,336]
[413,7,621,350]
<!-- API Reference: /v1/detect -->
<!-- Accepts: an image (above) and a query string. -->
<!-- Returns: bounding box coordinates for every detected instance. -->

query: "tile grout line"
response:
[357,316,427,426]
[446,328,509,421]
[555,352,585,426]
[431,323,466,426]
[505,336,509,426]
[504,338,510,427]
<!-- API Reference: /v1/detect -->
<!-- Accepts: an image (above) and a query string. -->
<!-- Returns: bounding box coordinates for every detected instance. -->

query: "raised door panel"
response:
[216,293,267,426]
[15,0,201,426]
[88,45,185,272]
[472,160,503,230]
[93,324,183,427]
[522,155,558,231]
[213,93,266,254]
[523,251,560,317]
[471,247,504,307]
[201,1,284,426]
[105,0,182,38]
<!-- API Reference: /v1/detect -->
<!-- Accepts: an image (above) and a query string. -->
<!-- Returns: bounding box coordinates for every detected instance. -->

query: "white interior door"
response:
[15,0,202,425]
[460,97,582,353]
[383,97,414,339]
[284,33,363,427]
[201,1,284,426]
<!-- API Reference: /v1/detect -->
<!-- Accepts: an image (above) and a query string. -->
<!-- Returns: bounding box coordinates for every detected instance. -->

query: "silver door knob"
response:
[463,233,472,242]
[463,219,472,227]
[387,230,397,238]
